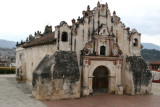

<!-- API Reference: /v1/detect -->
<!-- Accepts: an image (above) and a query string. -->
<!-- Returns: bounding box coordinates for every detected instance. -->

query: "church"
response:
[16,1,152,100]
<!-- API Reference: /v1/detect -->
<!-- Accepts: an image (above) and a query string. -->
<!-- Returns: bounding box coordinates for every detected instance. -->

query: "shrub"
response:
[0,67,16,74]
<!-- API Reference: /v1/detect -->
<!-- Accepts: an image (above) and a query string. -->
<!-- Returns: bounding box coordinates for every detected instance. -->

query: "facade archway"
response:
[92,66,109,93]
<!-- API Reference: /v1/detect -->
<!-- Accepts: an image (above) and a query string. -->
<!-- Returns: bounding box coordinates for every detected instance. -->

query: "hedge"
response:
[0,67,16,74]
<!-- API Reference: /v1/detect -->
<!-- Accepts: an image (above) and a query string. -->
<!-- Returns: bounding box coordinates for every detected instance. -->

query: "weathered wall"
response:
[125,56,152,95]
[32,51,80,100]
[16,46,26,82]
[16,47,24,73]
[24,44,56,84]
[131,33,141,56]
[57,24,72,51]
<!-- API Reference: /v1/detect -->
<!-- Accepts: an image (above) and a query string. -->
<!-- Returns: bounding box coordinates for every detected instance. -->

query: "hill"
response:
[0,39,16,49]
[142,43,160,51]
[0,48,16,60]
[141,49,160,64]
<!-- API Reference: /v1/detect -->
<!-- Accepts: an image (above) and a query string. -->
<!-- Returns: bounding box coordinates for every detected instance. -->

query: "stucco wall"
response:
[16,47,24,71]
[24,44,56,84]
[58,24,72,51]
[16,46,27,81]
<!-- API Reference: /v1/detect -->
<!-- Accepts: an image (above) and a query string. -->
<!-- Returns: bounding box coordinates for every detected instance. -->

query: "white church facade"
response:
[16,2,152,100]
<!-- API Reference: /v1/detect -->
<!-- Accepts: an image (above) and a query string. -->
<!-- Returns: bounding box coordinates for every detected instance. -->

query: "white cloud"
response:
[141,34,160,46]
[0,0,160,43]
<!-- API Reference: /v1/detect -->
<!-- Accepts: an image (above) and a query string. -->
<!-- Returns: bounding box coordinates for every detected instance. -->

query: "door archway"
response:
[93,66,109,93]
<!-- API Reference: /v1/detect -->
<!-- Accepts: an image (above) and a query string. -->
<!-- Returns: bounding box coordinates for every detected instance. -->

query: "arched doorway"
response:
[93,66,109,93]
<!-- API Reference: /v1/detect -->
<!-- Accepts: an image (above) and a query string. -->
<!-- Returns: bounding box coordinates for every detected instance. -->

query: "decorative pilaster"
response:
[82,58,90,96]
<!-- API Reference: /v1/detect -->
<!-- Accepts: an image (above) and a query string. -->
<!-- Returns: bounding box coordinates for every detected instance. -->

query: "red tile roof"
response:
[23,32,56,48]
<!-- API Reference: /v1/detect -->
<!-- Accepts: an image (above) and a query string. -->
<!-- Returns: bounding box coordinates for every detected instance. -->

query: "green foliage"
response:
[141,49,160,64]
[0,68,15,74]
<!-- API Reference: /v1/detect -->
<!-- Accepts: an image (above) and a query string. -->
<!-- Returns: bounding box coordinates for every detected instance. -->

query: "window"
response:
[61,32,68,41]
[133,38,138,46]
[100,46,106,55]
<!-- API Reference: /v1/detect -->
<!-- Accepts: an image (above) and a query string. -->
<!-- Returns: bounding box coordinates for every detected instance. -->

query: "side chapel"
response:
[16,2,152,100]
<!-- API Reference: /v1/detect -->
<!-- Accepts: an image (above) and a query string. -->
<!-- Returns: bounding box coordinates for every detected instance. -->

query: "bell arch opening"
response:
[92,66,109,93]
[61,32,68,42]
[133,38,138,47]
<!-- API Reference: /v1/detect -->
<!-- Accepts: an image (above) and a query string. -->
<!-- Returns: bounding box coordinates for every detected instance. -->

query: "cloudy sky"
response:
[0,0,160,46]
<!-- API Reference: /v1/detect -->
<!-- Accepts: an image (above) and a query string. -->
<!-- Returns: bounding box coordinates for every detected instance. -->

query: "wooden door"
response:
[93,66,108,92]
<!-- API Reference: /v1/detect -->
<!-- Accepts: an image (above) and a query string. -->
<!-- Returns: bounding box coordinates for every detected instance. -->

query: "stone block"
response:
[32,51,80,100]
[117,85,123,95]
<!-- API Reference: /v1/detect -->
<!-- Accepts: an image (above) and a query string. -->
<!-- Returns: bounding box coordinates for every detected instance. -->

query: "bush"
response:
[0,68,16,74]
